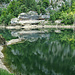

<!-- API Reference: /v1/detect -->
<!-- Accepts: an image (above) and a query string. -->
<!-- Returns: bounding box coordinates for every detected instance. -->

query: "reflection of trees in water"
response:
[73,27,75,35]
[3,33,75,75]
[0,29,17,41]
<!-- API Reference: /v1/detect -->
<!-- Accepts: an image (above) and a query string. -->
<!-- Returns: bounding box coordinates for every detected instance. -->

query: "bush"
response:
[7,1,21,17]
[20,5,28,13]
[40,7,46,15]
[35,5,40,15]
[42,0,49,8]
[61,12,74,25]
[0,13,15,25]
[0,0,10,3]
[4,13,15,25]
[50,11,61,22]
[60,12,68,19]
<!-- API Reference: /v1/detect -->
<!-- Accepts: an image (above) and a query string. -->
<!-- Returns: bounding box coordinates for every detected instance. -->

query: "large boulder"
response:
[11,11,50,25]
[18,11,40,20]
[18,13,29,20]
[11,18,19,24]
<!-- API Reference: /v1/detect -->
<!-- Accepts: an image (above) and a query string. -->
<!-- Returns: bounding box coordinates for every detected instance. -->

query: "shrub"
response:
[4,13,15,25]
[61,12,74,25]
[0,13,15,25]
[35,5,40,15]
[0,0,10,3]
[42,0,49,8]
[60,12,68,19]
[50,11,61,22]
[50,14,56,22]
[40,7,46,15]
[7,1,21,17]
[20,5,28,13]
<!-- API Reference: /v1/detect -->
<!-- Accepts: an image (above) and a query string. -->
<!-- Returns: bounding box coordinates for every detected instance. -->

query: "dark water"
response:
[2,29,75,75]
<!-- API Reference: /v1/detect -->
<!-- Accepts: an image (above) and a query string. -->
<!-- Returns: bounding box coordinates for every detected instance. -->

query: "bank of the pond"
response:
[0,25,75,29]
[0,38,22,73]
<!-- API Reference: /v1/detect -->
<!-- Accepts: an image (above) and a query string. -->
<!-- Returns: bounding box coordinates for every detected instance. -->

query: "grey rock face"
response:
[18,11,40,20]
[18,11,50,20]
[11,11,50,25]
[11,18,19,24]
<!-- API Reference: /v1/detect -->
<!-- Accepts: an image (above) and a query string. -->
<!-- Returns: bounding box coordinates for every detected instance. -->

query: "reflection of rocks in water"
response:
[11,30,50,42]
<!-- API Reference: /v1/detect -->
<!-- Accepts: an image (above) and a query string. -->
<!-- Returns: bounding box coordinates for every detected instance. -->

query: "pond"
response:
[1,28,75,75]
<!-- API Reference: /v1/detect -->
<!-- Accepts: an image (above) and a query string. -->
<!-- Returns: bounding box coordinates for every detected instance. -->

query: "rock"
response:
[55,30,61,33]
[55,20,62,24]
[0,46,4,58]
[11,18,19,24]
[7,39,21,45]
[18,11,40,20]
[18,20,41,25]
[11,11,50,25]
[18,13,29,20]
[40,13,50,19]
[28,11,38,15]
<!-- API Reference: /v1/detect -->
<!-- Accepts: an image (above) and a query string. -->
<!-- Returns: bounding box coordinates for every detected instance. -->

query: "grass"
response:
[0,68,14,75]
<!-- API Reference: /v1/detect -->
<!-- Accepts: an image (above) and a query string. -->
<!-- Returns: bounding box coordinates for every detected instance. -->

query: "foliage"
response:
[20,5,28,13]
[42,0,49,8]
[49,11,61,22]
[7,1,21,17]
[61,12,74,25]
[0,68,14,75]
[0,12,15,25]
[49,0,75,25]
[71,0,75,12]
[0,0,10,3]
[0,29,17,41]
[2,29,75,75]
[40,6,46,15]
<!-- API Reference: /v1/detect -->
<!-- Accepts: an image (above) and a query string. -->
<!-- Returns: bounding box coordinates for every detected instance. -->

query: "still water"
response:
[1,28,75,75]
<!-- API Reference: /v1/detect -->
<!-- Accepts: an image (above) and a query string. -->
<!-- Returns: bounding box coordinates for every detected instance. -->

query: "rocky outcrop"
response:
[18,11,40,20]
[11,11,50,25]
[11,18,19,24]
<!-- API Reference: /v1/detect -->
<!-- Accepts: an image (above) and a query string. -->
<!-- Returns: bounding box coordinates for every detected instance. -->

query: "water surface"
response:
[2,28,75,75]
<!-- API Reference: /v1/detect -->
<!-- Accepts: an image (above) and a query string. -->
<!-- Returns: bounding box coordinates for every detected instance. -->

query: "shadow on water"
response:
[1,28,75,75]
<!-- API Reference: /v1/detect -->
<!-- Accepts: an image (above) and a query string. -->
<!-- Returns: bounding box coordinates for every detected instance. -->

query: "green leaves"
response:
[0,68,14,75]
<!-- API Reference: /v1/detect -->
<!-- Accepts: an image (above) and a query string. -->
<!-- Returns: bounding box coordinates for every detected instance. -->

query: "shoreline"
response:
[0,39,22,72]
[0,25,75,29]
